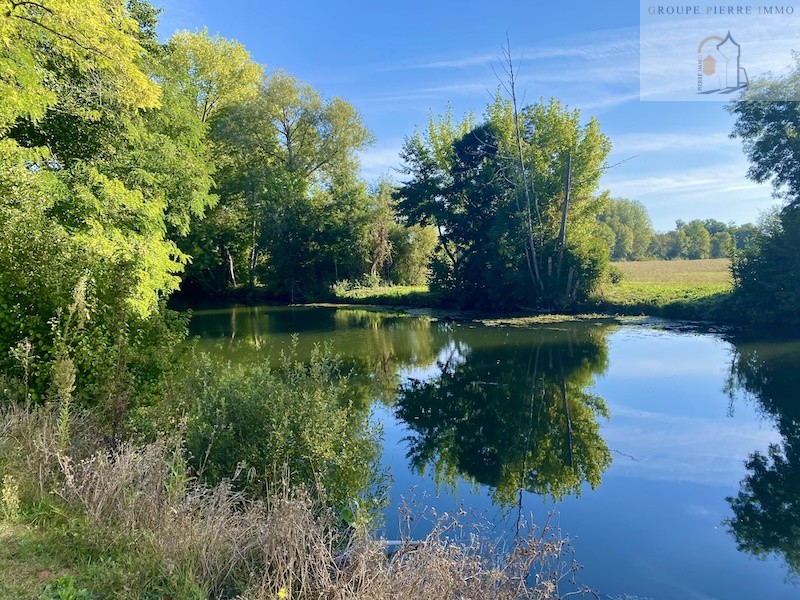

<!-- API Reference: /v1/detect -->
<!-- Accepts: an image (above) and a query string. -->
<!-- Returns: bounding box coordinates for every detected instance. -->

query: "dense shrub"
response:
[184,342,385,524]
[732,207,800,326]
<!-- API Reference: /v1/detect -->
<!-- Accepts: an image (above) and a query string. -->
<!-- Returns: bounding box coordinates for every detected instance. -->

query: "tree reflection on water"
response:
[395,325,613,508]
[725,338,800,580]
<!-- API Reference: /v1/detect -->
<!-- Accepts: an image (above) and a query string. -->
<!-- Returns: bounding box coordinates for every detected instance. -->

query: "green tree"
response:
[711,231,734,258]
[397,98,611,308]
[732,208,800,325]
[0,1,209,422]
[597,198,653,260]
[729,58,800,324]
[186,70,374,296]
[683,219,712,259]
[167,29,262,123]
[0,0,160,132]
[729,55,800,208]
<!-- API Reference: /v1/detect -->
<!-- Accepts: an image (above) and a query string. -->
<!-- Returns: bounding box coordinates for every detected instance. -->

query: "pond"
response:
[189,304,800,599]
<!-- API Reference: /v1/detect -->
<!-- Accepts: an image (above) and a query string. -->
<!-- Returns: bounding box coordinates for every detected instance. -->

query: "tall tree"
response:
[166,28,262,124]
[397,97,611,308]
[185,70,374,295]
[0,1,214,414]
[729,57,800,324]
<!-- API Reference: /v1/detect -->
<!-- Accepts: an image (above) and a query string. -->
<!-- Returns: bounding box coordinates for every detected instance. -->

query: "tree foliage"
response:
[0,1,212,416]
[728,58,800,324]
[396,98,611,308]
[597,198,653,260]
[729,54,800,208]
[0,0,160,131]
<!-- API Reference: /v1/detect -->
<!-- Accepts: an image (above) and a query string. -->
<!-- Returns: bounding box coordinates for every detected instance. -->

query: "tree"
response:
[184,69,376,296]
[729,54,800,208]
[732,208,800,325]
[0,1,211,419]
[0,0,160,132]
[729,57,800,324]
[683,220,712,259]
[167,29,262,124]
[711,231,734,258]
[397,98,611,308]
[597,198,653,260]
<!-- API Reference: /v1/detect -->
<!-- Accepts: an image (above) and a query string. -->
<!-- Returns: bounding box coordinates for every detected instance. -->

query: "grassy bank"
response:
[590,259,733,320]
[0,423,587,600]
[329,285,437,307]
[331,259,735,322]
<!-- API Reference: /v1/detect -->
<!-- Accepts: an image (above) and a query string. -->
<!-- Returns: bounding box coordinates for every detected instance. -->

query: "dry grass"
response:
[612,259,732,285]
[0,404,594,599]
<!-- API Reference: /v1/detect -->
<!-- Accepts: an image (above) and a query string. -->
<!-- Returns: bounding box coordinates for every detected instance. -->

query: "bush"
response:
[184,342,385,525]
[608,265,624,284]
[732,207,800,326]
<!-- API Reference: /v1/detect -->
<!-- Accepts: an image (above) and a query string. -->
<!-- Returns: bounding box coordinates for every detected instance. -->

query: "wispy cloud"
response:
[603,161,763,199]
[609,132,735,155]
[359,141,405,183]
[365,26,641,113]
[393,27,639,72]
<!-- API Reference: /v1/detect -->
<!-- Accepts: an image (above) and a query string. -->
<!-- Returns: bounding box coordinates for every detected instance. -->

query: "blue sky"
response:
[154,0,791,231]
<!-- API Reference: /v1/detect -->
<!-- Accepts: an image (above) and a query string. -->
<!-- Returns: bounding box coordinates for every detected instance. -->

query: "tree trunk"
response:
[556,153,572,280]
[225,247,237,288]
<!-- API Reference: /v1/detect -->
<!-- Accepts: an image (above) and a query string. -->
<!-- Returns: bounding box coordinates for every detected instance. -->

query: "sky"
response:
[153,0,798,231]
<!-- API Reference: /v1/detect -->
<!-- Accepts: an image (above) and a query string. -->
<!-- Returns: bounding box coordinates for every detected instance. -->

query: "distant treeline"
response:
[597,198,758,261]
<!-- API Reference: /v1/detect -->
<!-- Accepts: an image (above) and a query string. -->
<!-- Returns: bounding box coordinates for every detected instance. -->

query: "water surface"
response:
[189,305,799,599]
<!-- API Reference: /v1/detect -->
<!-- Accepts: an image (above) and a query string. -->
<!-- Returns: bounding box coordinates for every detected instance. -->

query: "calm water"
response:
[189,305,800,599]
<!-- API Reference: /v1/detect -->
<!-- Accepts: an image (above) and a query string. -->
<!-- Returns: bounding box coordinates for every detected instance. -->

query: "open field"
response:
[330,259,735,321]
[610,258,732,285]
[593,259,733,320]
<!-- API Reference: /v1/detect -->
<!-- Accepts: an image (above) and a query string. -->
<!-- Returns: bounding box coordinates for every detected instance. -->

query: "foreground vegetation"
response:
[0,372,588,599]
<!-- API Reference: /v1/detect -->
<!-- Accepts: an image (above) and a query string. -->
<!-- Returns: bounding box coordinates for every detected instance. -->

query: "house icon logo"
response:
[697,32,749,94]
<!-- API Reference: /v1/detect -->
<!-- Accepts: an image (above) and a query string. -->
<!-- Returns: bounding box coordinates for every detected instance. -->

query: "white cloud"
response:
[602,159,763,198]
[367,26,642,113]
[393,27,639,72]
[609,132,735,155]
[359,142,404,183]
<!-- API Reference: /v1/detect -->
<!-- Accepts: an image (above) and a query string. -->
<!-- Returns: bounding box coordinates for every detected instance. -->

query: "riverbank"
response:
[329,259,735,324]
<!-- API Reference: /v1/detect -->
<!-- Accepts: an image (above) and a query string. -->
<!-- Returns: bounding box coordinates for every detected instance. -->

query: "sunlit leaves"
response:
[167,28,263,123]
[0,0,159,132]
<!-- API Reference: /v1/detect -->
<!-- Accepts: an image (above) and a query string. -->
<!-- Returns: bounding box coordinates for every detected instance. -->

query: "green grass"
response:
[610,258,733,285]
[329,259,737,322]
[331,285,436,306]
[0,523,75,600]
[592,259,734,320]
